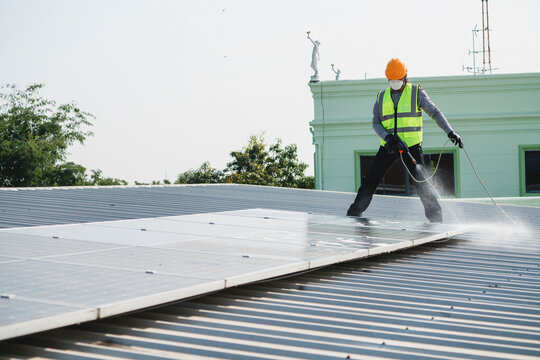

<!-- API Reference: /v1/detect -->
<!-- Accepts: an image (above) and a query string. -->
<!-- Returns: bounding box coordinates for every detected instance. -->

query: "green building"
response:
[309,73,540,198]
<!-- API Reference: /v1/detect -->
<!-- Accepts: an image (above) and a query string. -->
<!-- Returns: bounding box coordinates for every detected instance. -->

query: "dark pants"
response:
[347,144,443,223]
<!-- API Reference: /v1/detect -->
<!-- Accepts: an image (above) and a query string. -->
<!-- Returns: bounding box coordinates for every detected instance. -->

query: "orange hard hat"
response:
[385,58,407,80]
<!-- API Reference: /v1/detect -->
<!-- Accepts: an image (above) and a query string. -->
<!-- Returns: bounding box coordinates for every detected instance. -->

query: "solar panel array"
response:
[0,207,468,340]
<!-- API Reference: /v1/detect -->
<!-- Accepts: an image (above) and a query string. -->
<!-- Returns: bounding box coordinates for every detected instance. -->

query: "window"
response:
[423,153,455,196]
[358,151,456,196]
[525,150,540,192]
[520,146,540,194]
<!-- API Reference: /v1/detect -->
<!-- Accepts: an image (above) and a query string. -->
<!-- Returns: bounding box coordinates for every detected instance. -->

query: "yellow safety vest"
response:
[378,83,423,147]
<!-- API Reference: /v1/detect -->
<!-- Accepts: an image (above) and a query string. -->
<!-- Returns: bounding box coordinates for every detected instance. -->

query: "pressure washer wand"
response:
[399,149,416,165]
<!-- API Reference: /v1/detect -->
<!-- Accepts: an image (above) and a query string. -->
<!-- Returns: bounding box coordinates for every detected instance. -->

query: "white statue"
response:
[307,31,320,82]
[331,64,341,80]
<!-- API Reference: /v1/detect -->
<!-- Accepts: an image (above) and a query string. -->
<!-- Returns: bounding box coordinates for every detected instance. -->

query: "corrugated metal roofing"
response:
[0,184,539,359]
[1,184,533,226]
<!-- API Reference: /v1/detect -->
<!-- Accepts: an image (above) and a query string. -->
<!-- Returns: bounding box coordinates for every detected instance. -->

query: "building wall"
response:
[309,73,540,198]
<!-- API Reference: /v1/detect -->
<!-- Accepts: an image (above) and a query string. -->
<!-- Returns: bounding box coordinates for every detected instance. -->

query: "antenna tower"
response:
[463,24,483,75]
[463,0,494,75]
[481,0,492,74]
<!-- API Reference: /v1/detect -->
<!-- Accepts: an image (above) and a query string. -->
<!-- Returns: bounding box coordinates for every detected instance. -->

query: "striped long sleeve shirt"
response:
[372,85,454,141]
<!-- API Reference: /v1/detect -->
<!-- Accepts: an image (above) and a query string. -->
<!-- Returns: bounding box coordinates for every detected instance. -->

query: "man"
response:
[346,58,463,223]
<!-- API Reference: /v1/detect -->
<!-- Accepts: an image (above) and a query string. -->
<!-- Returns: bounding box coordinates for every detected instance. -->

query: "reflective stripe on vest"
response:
[379,84,423,147]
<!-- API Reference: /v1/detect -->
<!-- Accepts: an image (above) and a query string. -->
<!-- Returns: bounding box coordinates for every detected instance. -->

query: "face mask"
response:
[389,80,403,90]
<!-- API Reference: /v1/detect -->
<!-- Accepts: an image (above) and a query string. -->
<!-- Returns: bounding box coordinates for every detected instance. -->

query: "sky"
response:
[1,0,539,184]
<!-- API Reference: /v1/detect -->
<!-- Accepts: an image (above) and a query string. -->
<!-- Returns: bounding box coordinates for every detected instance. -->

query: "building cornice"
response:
[309,72,540,97]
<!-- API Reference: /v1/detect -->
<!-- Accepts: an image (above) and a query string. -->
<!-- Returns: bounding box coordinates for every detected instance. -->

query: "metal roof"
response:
[0,184,539,359]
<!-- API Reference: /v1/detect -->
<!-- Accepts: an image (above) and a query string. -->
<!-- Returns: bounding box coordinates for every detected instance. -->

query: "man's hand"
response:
[394,135,408,152]
[448,131,463,148]
[384,134,397,154]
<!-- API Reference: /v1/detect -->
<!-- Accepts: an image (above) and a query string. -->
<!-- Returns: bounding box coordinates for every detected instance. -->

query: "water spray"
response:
[399,140,518,225]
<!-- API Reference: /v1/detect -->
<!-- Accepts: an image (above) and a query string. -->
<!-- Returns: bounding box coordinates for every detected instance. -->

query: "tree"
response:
[176,162,225,184]
[50,161,88,186]
[0,84,94,186]
[174,134,313,189]
[226,134,272,185]
[226,133,314,188]
[89,169,128,186]
[0,84,127,187]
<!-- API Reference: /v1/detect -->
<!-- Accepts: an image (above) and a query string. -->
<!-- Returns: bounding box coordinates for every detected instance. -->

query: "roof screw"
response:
[405,327,409,330]
[483,290,486,293]
[450,306,454,309]
[431,317,434,320]
[381,341,386,345]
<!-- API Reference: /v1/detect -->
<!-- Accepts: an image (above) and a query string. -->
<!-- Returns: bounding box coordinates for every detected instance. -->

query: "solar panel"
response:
[0,208,470,340]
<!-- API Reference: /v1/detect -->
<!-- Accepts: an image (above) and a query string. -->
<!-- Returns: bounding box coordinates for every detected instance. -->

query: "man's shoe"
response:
[346,209,362,217]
